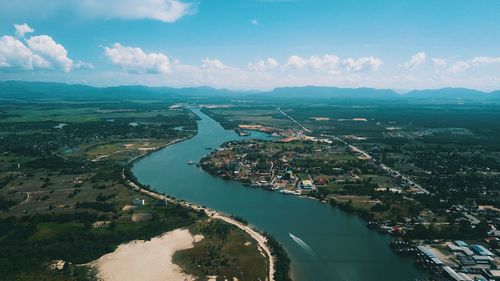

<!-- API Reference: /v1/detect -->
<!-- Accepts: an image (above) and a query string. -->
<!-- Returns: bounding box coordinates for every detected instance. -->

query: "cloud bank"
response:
[104,43,171,74]
[0,0,194,23]
[404,52,426,69]
[0,24,89,72]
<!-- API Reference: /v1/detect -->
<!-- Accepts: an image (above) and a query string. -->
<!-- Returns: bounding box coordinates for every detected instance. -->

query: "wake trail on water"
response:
[289,233,350,281]
[289,233,317,259]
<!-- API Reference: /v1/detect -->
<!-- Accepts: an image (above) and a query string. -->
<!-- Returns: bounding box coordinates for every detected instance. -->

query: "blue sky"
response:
[1,0,500,90]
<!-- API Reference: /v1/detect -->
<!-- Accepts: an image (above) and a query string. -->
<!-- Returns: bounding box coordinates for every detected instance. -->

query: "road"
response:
[277,107,430,195]
[277,107,311,133]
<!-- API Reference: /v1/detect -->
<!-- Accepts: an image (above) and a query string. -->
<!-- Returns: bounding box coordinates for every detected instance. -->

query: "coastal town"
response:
[199,107,500,281]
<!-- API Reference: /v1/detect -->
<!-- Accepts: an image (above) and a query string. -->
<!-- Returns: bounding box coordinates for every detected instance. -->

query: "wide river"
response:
[133,108,426,281]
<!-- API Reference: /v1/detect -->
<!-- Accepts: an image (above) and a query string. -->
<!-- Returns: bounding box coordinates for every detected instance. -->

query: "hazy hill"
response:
[489,90,500,100]
[404,87,489,100]
[1,81,499,102]
[263,86,399,99]
[0,81,237,101]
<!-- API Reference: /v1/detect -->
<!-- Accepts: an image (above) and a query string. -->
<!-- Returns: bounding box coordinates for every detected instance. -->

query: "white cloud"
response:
[431,58,447,67]
[26,35,74,72]
[441,56,500,74]
[14,23,34,38]
[75,60,94,69]
[285,55,307,69]
[285,55,340,71]
[342,56,383,72]
[404,52,426,69]
[83,0,194,23]
[471,56,500,65]
[448,61,470,73]
[284,55,381,73]
[201,58,226,70]
[0,24,83,72]
[104,43,171,74]
[249,58,279,71]
[0,35,48,69]
[250,19,259,25]
[426,55,500,74]
[0,1,194,23]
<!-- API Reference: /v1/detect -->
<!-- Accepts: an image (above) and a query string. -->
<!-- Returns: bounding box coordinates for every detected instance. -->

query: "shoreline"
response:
[122,136,276,281]
[200,161,416,242]
[90,228,202,281]
[126,136,193,164]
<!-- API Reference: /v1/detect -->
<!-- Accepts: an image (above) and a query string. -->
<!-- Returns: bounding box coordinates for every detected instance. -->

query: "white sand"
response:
[121,158,275,281]
[92,228,203,281]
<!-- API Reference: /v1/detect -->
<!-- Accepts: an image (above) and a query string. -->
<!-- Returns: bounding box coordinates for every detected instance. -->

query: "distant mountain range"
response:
[266,86,500,101]
[0,81,241,100]
[266,86,398,99]
[0,81,499,101]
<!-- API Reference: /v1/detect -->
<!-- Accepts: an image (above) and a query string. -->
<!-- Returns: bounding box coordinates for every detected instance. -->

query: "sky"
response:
[0,0,500,91]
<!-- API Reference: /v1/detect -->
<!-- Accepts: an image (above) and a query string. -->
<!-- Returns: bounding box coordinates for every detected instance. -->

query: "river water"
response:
[132,108,426,281]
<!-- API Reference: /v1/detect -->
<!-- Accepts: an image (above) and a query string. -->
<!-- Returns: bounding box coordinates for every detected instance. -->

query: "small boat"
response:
[187,160,195,165]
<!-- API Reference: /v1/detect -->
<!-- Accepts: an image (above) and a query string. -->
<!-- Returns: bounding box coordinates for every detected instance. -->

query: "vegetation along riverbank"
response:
[0,99,282,281]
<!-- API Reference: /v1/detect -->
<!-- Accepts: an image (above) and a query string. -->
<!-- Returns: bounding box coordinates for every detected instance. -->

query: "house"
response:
[133,198,145,206]
[457,255,476,266]
[442,266,473,281]
[472,255,494,264]
[470,245,495,256]
[448,242,474,256]
[314,178,329,186]
[299,180,316,190]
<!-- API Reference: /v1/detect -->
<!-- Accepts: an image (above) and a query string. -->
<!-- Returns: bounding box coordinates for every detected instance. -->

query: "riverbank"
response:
[131,107,426,281]
[126,136,193,164]
[91,229,203,281]
[122,137,277,281]
[123,168,276,281]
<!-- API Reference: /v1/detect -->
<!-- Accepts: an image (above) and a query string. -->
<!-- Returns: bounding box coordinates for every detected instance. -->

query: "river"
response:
[132,108,426,281]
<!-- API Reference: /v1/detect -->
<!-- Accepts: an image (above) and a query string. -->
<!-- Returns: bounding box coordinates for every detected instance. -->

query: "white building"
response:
[299,180,316,190]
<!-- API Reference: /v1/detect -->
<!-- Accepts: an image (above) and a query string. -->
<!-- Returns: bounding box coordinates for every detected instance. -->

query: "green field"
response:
[0,100,269,281]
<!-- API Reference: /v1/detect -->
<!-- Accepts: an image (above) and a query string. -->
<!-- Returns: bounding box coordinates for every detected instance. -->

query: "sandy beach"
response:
[121,136,276,281]
[123,168,276,281]
[91,228,203,281]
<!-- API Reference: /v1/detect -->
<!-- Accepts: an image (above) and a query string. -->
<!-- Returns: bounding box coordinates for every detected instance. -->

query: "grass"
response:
[203,107,297,129]
[173,220,267,281]
[30,222,84,241]
[321,183,344,193]
[0,106,185,123]
[0,100,274,281]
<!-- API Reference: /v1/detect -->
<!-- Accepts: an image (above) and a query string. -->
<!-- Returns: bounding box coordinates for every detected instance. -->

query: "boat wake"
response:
[289,233,317,258]
[289,233,350,281]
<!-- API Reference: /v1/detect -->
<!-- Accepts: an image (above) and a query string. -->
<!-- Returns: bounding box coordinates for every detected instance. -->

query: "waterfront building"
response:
[470,245,495,256]
[299,180,315,190]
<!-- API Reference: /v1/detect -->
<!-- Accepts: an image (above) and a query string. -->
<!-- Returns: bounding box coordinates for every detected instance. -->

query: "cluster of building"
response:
[201,142,323,196]
[392,240,500,281]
